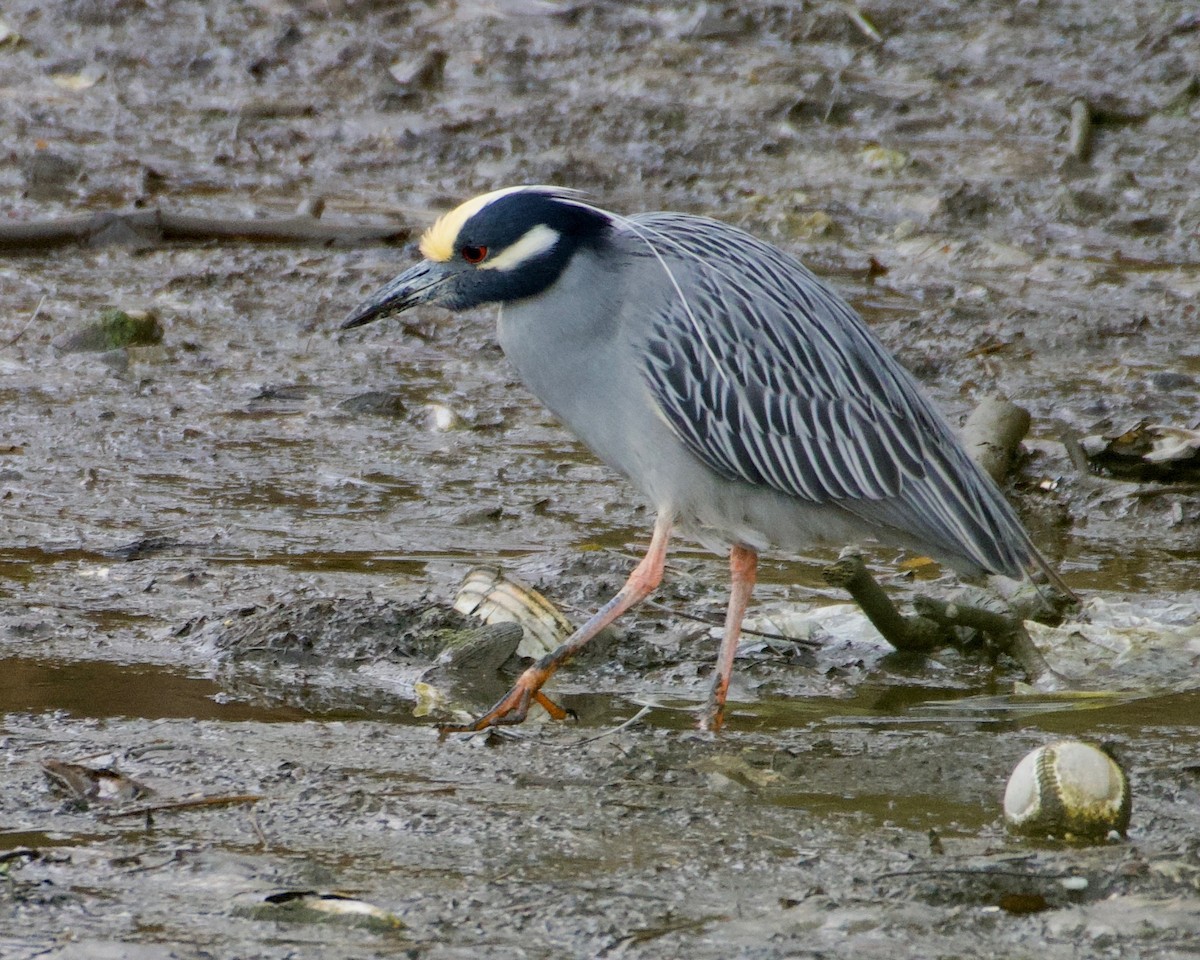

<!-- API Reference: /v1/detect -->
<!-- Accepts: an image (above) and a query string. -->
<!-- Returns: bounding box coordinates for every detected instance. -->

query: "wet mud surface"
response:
[2,2,1199,958]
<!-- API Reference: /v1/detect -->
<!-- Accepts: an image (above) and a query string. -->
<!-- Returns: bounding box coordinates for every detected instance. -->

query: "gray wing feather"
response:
[631,212,1037,577]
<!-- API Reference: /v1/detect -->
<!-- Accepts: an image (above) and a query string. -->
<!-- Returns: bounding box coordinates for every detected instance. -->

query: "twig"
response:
[874,865,1078,882]
[843,3,883,43]
[823,553,1074,687]
[248,807,269,849]
[569,705,653,746]
[608,913,725,952]
[2,294,45,348]
[96,793,262,820]
[643,597,822,648]
[1060,430,1096,479]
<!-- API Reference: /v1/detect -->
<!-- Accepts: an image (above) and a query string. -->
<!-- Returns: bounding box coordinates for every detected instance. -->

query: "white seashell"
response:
[453,566,572,659]
[1003,740,1131,841]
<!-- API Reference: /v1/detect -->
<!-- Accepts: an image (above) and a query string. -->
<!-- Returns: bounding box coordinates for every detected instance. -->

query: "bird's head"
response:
[341,186,613,329]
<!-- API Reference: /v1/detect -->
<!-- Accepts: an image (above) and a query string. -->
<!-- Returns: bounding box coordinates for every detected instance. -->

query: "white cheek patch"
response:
[479,224,561,271]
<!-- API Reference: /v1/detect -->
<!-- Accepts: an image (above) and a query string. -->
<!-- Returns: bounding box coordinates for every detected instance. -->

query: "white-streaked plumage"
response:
[342,186,1069,730]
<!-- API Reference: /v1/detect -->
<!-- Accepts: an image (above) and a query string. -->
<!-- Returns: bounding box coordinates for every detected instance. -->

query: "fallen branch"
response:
[824,552,1074,687]
[822,395,1078,682]
[0,208,408,251]
[821,553,945,652]
[912,595,1071,690]
[959,396,1031,485]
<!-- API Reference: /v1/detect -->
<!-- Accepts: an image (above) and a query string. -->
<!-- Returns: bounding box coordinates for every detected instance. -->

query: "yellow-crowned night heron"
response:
[342,186,1069,731]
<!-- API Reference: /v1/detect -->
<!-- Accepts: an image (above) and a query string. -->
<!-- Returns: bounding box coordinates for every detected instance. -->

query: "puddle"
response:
[764,790,991,833]
[0,658,314,723]
[0,830,108,853]
[915,688,1200,730]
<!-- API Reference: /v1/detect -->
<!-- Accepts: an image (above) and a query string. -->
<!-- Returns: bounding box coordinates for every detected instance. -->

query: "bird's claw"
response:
[437,673,570,734]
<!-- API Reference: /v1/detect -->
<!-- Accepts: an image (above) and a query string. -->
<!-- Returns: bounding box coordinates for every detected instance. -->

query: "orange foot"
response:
[438,666,570,734]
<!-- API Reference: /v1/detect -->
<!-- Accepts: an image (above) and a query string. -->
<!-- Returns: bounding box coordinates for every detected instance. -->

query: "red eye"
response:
[461,244,488,264]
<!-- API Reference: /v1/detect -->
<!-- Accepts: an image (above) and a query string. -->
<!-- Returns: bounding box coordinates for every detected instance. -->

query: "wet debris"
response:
[338,390,407,418]
[53,308,163,353]
[193,596,527,717]
[877,858,1104,913]
[196,597,478,668]
[859,145,909,173]
[0,16,21,46]
[684,5,756,40]
[41,759,152,806]
[101,533,191,561]
[453,565,573,659]
[729,603,854,656]
[41,754,262,825]
[1081,421,1200,481]
[2,294,45,348]
[387,49,447,90]
[1023,595,1200,688]
[243,382,319,415]
[386,52,446,89]
[376,50,447,110]
[1109,213,1173,237]
[247,22,304,80]
[938,183,994,225]
[1003,740,1131,842]
[784,76,854,126]
[234,890,405,931]
[761,201,837,241]
[21,149,83,200]
[844,4,883,43]
[49,64,104,92]
[693,753,783,793]
[0,849,40,875]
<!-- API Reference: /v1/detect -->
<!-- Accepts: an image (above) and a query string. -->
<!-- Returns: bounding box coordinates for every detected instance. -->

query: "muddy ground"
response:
[2,1,1199,958]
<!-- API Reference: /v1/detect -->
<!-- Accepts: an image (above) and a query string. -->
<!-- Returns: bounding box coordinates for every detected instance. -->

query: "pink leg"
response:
[441,514,673,733]
[699,544,758,732]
